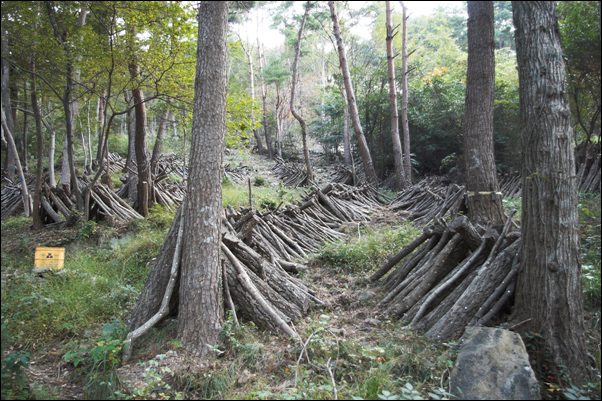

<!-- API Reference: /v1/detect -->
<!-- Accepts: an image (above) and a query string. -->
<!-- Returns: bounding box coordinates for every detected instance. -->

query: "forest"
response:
[1,1,600,400]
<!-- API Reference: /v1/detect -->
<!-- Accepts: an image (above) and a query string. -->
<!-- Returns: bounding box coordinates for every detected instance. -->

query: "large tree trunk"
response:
[511,1,588,383]
[290,1,314,184]
[176,1,228,357]
[329,1,379,187]
[385,1,407,191]
[463,1,505,227]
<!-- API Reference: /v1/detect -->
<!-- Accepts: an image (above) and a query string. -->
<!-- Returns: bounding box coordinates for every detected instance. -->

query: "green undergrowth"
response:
[313,223,422,275]
[222,177,304,211]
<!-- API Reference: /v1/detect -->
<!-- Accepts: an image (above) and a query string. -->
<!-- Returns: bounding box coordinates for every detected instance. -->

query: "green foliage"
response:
[315,224,422,274]
[1,316,32,400]
[578,193,601,309]
[253,176,268,187]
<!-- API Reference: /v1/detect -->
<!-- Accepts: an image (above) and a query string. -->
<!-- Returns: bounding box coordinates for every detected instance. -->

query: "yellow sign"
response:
[34,247,65,270]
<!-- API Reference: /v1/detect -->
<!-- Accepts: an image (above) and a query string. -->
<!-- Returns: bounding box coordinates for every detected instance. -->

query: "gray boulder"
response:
[450,326,540,400]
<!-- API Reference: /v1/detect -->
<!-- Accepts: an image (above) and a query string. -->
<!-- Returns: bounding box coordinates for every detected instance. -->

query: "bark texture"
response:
[464,1,505,226]
[176,1,228,357]
[329,1,378,187]
[511,0,589,382]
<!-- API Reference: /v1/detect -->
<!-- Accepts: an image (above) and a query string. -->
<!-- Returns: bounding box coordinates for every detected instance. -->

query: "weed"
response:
[1,316,32,400]
[253,176,268,187]
[314,224,421,274]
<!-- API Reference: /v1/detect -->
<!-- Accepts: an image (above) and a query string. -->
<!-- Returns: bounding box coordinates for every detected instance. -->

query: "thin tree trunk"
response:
[1,33,17,181]
[22,82,29,173]
[329,1,378,186]
[241,40,263,154]
[31,53,45,229]
[151,109,169,175]
[511,0,588,383]
[257,40,274,159]
[290,1,314,184]
[1,107,31,216]
[385,1,407,190]
[400,1,412,183]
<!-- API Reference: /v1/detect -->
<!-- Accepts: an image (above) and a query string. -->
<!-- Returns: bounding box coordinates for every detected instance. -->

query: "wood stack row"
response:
[577,153,601,193]
[224,163,252,184]
[129,183,386,340]
[499,172,522,199]
[370,213,520,342]
[270,157,309,187]
[388,178,466,226]
[1,175,35,220]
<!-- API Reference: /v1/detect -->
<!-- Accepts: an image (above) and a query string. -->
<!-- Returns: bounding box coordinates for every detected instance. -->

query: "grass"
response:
[313,224,422,275]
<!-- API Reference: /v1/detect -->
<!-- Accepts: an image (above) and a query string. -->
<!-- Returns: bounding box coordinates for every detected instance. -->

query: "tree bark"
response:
[385,1,407,190]
[329,1,379,187]
[290,1,314,184]
[257,40,274,159]
[464,1,505,227]
[31,55,45,229]
[2,33,17,181]
[511,0,588,383]
[400,2,412,183]
[177,1,228,357]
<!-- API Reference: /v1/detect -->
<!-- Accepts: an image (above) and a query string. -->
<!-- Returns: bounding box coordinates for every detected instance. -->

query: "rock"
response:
[357,291,372,302]
[450,326,540,400]
[363,318,380,327]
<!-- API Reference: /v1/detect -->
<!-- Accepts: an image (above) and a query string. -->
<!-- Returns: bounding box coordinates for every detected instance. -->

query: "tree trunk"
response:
[257,40,273,159]
[1,107,31,216]
[290,1,314,184]
[329,1,379,187]
[242,41,263,155]
[511,0,588,383]
[385,1,407,191]
[464,1,505,227]
[31,55,45,229]
[400,1,412,184]
[151,109,169,175]
[177,0,228,357]
[1,33,17,181]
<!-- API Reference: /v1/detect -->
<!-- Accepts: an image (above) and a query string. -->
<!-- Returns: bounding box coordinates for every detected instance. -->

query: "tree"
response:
[399,1,412,185]
[176,0,228,356]
[290,0,314,184]
[385,1,407,191]
[511,1,589,382]
[329,1,379,186]
[463,1,505,226]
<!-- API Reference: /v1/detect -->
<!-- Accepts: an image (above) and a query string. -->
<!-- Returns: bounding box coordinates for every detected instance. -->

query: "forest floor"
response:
[2,149,600,400]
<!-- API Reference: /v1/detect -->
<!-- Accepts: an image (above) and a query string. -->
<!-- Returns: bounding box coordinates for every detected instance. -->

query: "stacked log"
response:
[224,163,252,184]
[36,178,143,226]
[577,153,601,193]
[271,157,309,187]
[127,183,386,352]
[370,212,520,343]
[388,178,466,226]
[499,172,522,199]
[1,176,35,220]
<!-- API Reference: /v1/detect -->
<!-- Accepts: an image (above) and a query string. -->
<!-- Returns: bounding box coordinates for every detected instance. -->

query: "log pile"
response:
[1,175,35,220]
[224,163,252,184]
[370,212,520,343]
[271,157,309,187]
[577,152,601,193]
[499,152,600,197]
[36,178,143,226]
[499,172,522,199]
[126,183,386,356]
[388,178,466,226]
